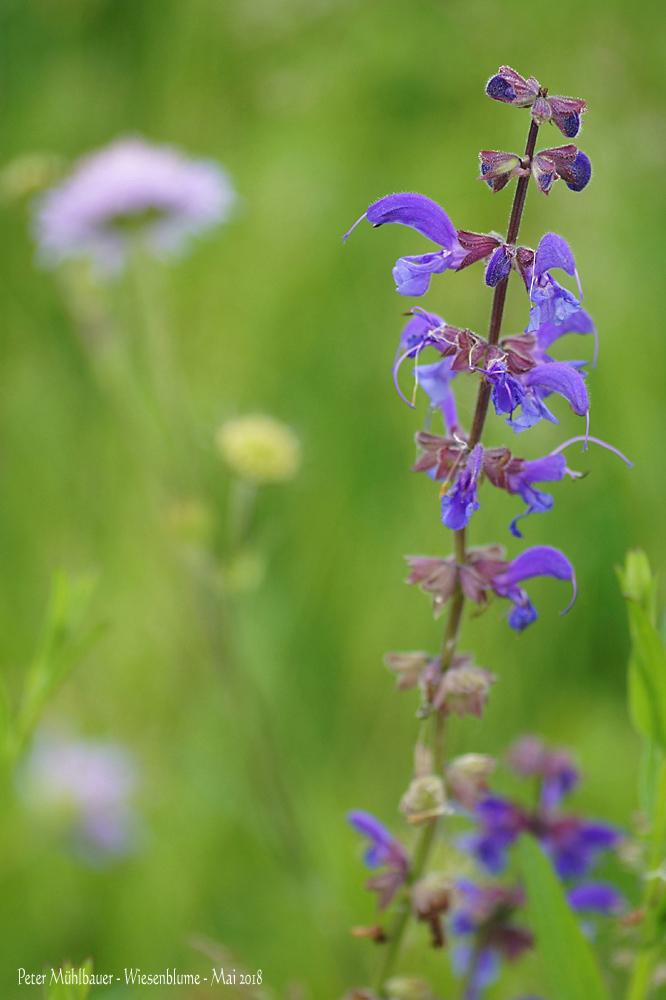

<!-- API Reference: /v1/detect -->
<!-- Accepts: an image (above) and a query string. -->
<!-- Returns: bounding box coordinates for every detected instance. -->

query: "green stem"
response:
[373,819,440,995]
[626,756,666,1000]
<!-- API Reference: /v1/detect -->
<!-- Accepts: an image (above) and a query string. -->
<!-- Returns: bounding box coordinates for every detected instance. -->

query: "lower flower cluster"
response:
[348,738,624,1000]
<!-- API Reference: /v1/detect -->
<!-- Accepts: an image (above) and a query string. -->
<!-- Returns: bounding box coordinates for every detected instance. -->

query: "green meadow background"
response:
[1,0,665,996]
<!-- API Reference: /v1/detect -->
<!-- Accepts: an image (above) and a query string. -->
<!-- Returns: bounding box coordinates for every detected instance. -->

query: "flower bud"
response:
[433,661,496,717]
[385,977,432,1000]
[411,872,452,920]
[399,775,447,825]
[446,753,496,809]
[478,150,525,193]
[216,415,301,484]
[384,651,432,691]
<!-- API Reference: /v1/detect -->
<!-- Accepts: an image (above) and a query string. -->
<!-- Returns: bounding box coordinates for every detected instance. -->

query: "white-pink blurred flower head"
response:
[21,734,139,860]
[33,137,236,273]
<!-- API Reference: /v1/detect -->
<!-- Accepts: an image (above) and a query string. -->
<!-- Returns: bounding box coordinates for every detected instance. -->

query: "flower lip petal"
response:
[524,361,589,417]
[366,192,458,249]
[534,233,577,280]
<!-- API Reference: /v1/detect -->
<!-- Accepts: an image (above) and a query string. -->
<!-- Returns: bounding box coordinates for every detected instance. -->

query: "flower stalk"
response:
[344,66,627,1000]
[372,116,540,997]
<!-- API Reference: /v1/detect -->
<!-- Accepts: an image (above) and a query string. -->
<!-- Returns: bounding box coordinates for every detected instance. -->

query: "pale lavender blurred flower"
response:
[33,137,235,273]
[21,733,138,860]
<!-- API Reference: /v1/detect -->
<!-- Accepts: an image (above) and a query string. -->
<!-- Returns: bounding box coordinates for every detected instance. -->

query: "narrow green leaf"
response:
[618,552,666,750]
[517,835,610,1000]
[626,601,666,751]
[14,571,105,758]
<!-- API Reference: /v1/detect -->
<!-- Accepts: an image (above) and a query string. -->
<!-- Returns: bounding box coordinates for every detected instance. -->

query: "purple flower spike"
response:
[568,881,625,916]
[441,444,483,530]
[344,192,466,296]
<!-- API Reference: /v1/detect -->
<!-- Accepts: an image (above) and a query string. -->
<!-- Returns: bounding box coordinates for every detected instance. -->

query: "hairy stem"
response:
[373,116,539,997]
[468,117,539,451]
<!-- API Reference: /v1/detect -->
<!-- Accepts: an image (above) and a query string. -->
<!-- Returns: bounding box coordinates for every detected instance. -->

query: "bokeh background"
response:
[1,0,665,996]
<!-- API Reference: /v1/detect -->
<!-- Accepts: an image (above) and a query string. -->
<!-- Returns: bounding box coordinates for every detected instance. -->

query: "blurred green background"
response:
[0,0,665,996]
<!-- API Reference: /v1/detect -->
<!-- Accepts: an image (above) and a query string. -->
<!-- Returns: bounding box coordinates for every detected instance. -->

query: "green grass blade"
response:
[517,835,610,1000]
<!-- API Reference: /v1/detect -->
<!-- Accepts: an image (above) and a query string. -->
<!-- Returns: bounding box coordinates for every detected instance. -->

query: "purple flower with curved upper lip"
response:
[526,233,583,333]
[491,545,577,631]
[506,360,589,434]
[343,193,467,296]
[347,810,409,909]
[347,810,402,868]
[441,444,483,530]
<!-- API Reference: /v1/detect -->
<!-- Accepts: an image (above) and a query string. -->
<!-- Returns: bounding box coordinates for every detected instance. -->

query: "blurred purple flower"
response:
[21,733,138,860]
[544,817,621,879]
[347,810,409,908]
[508,736,580,810]
[33,137,235,273]
[568,880,625,916]
[450,880,533,1000]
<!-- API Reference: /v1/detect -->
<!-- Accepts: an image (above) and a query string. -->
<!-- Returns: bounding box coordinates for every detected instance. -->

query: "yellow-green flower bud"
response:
[399,775,447,825]
[217,415,301,484]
